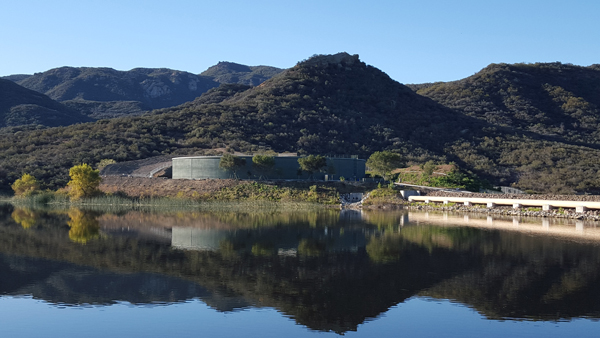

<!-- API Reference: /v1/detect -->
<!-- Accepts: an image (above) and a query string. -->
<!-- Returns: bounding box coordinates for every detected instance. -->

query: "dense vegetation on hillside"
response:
[406,62,600,193]
[62,99,150,119]
[0,79,92,128]
[2,54,600,194]
[0,53,481,191]
[411,62,600,144]
[200,62,283,86]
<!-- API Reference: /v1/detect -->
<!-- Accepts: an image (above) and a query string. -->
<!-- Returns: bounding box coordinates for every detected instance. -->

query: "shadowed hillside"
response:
[0,79,92,128]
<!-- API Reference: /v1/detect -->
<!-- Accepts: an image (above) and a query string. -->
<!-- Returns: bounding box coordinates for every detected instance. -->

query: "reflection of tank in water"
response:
[171,228,231,251]
[339,209,364,222]
[171,226,370,254]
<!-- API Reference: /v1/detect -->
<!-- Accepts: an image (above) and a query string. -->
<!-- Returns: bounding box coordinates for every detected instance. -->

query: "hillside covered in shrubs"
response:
[2,54,600,194]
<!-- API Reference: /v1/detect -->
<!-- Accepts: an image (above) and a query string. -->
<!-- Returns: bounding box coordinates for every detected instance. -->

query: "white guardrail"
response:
[408,196,600,213]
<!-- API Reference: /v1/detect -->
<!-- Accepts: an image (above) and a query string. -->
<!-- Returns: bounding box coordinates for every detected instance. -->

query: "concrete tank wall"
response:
[172,156,366,180]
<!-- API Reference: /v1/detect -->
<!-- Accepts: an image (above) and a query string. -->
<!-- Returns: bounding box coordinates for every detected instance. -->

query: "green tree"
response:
[97,158,117,171]
[11,173,40,197]
[67,164,101,200]
[421,160,437,176]
[366,151,403,181]
[297,155,327,179]
[252,155,275,179]
[219,154,246,178]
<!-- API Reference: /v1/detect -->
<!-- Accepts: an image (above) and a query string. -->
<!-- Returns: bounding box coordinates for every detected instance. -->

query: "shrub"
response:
[298,155,327,179]
[366,151,403,181]
[11,173,40,197]
[219,154,246,178]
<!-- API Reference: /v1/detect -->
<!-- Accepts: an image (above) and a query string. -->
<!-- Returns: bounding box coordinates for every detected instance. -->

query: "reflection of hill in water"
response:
[2,204,600,332]
[0,254,253,311]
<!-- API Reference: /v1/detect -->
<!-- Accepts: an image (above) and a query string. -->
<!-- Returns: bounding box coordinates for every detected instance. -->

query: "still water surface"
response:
[1,204,599,337]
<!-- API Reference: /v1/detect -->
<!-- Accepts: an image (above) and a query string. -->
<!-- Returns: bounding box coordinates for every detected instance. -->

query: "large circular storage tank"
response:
[172,156,365,180]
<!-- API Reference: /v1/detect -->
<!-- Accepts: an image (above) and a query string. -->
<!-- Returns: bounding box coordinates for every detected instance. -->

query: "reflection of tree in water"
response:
[361,211,404,231]
[365,226,483,263]
[67,208,100,244]
[171,209,342,229]
[218,239,241,259]
[398,225,484,251]
[251,242,274,256]
[366,234,405,263]
[11,208,39,229]
[297,238,325,257]
[218,210,339,229]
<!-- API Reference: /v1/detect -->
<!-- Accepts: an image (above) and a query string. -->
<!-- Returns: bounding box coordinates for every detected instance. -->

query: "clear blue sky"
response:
[1,0,598,84]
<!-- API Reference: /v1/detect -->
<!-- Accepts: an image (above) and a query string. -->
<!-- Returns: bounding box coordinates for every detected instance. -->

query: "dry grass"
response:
[100,176,244,198]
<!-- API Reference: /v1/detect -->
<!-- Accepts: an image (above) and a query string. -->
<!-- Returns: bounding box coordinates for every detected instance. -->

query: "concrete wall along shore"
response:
[409,195,600,213]
[172,155,366,180]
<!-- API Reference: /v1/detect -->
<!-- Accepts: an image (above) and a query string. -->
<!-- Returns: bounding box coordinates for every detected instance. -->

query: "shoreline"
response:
[404,203,600,221]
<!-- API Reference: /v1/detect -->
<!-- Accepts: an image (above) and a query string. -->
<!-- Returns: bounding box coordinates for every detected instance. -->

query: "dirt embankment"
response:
[424,191,600,202]
[100,177,373,199]
[100,176,244,198]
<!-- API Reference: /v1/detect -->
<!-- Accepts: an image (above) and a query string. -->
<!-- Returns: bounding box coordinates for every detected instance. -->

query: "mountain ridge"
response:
[1,54,600,193]
[3,62,284,121]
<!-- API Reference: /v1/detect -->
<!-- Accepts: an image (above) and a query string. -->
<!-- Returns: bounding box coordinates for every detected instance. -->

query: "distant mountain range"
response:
[1,53,600,194]
[2,62,284,119]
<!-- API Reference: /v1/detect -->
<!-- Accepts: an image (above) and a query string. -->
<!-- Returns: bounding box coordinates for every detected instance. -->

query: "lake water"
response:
[1,203,600,337]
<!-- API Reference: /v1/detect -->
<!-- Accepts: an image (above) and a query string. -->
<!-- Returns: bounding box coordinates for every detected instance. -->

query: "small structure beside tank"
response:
[400,190,420,199]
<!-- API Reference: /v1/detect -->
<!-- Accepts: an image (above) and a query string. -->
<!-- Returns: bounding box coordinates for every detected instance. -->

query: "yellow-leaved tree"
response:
[11,208,38,229]
[11,173,40,197]
[67,164,101,200]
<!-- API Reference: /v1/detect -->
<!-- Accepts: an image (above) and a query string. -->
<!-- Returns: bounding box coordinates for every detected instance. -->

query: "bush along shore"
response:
[4,177,381,208]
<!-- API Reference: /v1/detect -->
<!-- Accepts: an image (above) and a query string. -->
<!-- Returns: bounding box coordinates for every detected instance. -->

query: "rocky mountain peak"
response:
[300,52,360,67]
